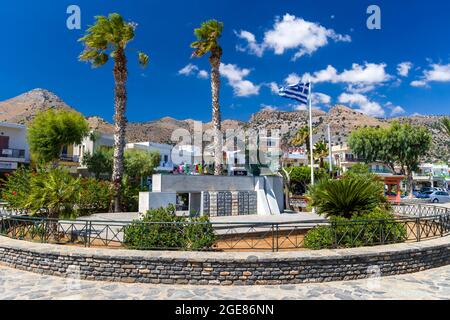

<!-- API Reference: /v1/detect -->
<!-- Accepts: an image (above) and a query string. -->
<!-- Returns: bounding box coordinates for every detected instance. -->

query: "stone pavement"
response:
[0,264,449,300]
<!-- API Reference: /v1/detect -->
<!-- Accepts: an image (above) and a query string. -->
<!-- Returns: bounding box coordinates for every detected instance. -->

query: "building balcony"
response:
[0,148,26,159]
[60,155,79,163]
[370,168,393,174]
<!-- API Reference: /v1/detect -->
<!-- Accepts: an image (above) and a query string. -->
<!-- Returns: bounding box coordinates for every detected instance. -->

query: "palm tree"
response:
[440,117,450,138]
[191,20,224,175]
[313,140,329,168]
[291,126,317,158]
[79,13,149,212]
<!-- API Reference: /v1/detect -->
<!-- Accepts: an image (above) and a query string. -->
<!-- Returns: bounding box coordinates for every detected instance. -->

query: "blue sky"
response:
[1,0,450,123]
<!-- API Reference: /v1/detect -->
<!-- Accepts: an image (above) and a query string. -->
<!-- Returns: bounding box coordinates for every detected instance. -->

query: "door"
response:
[0,136,9,150]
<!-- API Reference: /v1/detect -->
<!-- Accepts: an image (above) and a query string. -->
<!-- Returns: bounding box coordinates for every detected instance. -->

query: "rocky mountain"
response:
[0,89,76,124]
[0,89,449,162]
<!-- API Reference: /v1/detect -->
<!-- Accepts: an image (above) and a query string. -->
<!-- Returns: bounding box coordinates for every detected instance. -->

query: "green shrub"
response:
[303,225,333,249]
[123,205,216,250]
[185,215,217,250]
[304,210,407,250]
[307,174,390,219]
[1,167,31,212]
[77,178,113,216]
[26,168,81,219]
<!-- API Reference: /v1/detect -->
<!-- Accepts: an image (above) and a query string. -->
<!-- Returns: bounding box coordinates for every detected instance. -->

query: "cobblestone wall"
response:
[0,236,449,285]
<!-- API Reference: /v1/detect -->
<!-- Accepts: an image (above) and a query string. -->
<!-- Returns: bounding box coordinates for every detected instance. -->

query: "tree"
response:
[27,109,89,164]
[191,20,224,176]
[79,13,149,212]
[440,117,450,138]
[124,149,161,183]
[348,122,432,196]
[82,147,113,179]
[289,166,328,194]
[83,148,160,183]
[313,140,329,168]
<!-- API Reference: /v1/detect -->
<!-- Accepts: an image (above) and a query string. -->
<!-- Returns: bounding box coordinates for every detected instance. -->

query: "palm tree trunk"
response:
[112,48,128,212]
[210,55,222,176]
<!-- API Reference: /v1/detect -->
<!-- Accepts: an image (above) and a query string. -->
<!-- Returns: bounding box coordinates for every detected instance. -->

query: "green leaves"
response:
[190,19,224,59]
[25,168,82,218]
[138,51,149,67]
[308,174,389,219]
[27,109,90,164]
[440,117,450,138]
[79,13,148,68]
[348,122,432,173]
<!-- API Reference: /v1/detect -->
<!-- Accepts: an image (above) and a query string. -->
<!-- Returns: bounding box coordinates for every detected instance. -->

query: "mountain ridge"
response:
[1,89,449,162]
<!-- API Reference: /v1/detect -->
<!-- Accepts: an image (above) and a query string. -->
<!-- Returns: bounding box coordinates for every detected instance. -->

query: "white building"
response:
[126,141,174,172]
[413,163,450,189]
[0,122,30,174]
[332,143,392,174]
[73,131,114,173]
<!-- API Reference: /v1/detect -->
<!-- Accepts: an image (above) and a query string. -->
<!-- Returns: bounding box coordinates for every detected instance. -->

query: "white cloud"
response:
[219,63,260,97]
[260,104,278,111]
[312,92,331,106]
[338,93,385,117]
[284,73,302,85]
[294,63,391,87]
[385,101,406,116]
[390,106,406,116]
[236,14,351,60]
[197,70,209,79]
[294,105,307,111]
[410,80,427,87]
[235,30,264,57]
[269,82,279,94]
[410,63,450,87]
[397,62,413,77]
[178,63,198,76]
[178,63,208,79]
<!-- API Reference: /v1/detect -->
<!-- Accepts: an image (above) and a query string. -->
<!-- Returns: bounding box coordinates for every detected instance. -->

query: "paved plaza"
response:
[0,264,449,300]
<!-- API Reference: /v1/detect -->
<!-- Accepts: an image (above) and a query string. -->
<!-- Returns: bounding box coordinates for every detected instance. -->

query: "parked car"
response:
[429,191,450,203]
[419,187,436,193]
[416,191,434,199]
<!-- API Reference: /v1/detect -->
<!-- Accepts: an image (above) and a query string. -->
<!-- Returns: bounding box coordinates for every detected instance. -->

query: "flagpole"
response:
[327,123,333,174]
[308,80,314,186]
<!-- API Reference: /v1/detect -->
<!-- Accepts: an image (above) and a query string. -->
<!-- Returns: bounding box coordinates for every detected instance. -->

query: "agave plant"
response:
[307,175,389,219]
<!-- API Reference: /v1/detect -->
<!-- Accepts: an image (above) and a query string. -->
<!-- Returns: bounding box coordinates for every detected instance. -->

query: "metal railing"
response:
[0,204,449,252]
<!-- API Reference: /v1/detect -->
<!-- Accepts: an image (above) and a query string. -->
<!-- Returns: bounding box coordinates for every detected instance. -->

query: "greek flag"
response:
[278,82,310,105]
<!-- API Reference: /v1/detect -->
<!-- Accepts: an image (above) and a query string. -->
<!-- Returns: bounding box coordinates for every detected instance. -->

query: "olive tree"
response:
[348,122,432,196]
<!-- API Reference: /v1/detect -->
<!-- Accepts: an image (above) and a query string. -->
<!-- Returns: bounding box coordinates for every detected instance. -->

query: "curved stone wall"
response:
[0,235,449,285]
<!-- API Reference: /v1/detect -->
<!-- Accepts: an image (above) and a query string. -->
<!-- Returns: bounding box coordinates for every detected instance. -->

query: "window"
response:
[164,155,168,162]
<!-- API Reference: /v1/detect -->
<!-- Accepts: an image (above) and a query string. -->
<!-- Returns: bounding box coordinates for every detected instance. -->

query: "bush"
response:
[2,168,114,218]
[307,174,390,219]
[185,215,217,250]
[123,205,216,250]
[77,178,113,216]
[304,210,407,250]
[26,168,81,219]
[303,225,333,250]
[1,167,31,211]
